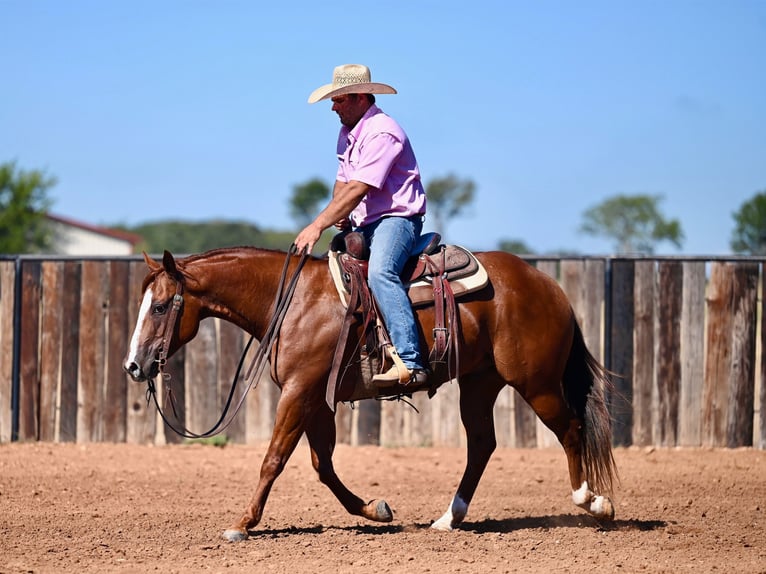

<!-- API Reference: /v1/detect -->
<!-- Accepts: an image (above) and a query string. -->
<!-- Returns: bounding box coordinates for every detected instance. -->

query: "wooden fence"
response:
[1,255,764,449]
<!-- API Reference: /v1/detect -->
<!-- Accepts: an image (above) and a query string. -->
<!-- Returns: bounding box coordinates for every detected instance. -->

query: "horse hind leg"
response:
[529,391,616,522]
[305,407,393,524]
[431,373,505,531]
[560,412,615,521]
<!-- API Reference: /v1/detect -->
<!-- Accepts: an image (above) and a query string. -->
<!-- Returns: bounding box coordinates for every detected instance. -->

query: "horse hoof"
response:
[590,496,615,521]
[375,499,393,522]
[367,499,393,522]
[430,518,453,532]
[222,528,248,542]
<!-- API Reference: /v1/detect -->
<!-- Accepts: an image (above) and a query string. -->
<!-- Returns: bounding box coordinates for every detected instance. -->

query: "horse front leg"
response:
[222,387,311,542]
[305,406,393,523]
[431,374,504,531]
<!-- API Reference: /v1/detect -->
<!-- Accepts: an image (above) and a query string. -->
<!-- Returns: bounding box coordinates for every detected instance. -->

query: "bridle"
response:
[155,286,184,376]
[145,245,309,439]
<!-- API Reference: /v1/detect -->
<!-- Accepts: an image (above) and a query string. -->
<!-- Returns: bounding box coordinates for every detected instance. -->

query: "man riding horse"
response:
[294,64,429,387]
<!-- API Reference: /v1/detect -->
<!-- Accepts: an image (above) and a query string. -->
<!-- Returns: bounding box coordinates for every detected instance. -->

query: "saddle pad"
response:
[328,247,489,308]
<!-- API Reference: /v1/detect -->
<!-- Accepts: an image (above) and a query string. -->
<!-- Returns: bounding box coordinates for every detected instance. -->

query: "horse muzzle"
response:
[123,358,159,382]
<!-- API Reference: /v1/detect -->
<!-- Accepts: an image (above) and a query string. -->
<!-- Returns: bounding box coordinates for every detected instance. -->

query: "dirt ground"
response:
[1,442,764,574]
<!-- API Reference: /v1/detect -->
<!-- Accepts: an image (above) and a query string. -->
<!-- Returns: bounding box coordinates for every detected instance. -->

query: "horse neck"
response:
[185,248,293,339]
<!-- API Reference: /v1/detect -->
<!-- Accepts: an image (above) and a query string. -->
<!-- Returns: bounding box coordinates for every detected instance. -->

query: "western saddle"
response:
[325,230,488,409]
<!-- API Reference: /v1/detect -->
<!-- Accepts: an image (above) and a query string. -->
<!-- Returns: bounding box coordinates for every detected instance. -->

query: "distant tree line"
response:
[115,220,297,254]
[3,160,766,257]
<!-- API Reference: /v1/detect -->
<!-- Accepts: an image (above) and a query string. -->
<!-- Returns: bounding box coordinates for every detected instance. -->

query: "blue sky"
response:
[2,1,764,255]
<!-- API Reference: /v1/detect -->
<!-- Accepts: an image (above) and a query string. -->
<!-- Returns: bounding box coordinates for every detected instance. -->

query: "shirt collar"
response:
[341,104,381,144]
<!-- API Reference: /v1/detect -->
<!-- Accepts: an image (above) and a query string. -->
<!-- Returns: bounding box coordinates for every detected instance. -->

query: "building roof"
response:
[46,213,143,247]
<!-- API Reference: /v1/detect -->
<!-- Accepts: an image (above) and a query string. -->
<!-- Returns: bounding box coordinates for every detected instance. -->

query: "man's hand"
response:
[334,218,352,231]
[294,222,324,254]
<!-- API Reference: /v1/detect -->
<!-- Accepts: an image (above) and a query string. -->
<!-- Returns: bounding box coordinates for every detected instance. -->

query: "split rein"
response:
[145,245,309,440]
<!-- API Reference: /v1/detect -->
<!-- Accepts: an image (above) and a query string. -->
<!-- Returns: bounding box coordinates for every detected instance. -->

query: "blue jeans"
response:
[360,215,424,370]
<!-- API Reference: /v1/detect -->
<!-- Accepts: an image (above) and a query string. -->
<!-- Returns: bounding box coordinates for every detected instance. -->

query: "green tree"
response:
[731,190,766,255]
[289,178,330,228]
[579,194,683,254]
[426,174,476,239]
[126,220,266,253]
[119,220,309,253]
[498,238,535,254]
[0,161,55,253]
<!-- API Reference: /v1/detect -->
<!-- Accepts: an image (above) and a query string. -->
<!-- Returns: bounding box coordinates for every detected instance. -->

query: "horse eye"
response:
[153,303,167,315]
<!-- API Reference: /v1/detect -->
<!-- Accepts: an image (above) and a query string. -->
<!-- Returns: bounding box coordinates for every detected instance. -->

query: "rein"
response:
[146,245,309,439]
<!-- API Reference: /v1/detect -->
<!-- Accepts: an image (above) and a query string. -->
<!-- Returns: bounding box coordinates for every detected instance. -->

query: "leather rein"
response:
[145,245,309,439]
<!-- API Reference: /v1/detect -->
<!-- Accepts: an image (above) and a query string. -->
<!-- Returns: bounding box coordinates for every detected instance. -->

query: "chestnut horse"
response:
[124,247,617,542]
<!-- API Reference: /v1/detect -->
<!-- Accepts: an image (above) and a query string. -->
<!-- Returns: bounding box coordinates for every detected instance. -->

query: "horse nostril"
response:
[125,362,143,380]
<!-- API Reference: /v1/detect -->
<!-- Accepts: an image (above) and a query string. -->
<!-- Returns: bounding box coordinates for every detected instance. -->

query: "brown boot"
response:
[372,365,429,388]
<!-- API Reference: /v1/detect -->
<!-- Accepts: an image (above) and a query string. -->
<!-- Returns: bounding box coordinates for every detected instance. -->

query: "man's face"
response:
[331,94,368,128]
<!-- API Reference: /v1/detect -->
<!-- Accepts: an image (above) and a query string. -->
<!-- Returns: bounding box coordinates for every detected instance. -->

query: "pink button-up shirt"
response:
[336,105,426,227]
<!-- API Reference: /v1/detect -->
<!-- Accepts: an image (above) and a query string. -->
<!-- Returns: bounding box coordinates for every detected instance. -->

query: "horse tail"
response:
[562,319,617,496]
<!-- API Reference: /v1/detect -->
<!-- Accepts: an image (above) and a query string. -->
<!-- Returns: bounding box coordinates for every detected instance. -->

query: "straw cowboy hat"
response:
[308,64,397,104]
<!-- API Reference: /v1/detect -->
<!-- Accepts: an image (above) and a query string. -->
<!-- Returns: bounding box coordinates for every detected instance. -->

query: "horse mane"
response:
[180,245,288,263]
[141,246,296,293]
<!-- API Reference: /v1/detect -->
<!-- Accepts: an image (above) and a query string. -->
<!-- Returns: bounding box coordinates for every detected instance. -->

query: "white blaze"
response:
[125,287,154,368]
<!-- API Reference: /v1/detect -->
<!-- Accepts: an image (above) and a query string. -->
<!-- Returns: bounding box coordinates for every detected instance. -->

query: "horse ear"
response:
[162,250,179,277]
[143,251,161,272]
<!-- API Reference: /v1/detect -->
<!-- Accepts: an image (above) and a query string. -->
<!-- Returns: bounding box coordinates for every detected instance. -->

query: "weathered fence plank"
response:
[561,259,605,361]
[59,262,81,442]
[19,261,41,441]
[353,397,382,445]
[335,402,353,445]
[726,263,758,446]
[0,261,16,442]
[609,260,635,446]
[217,321,247,443]
[430,381,461,447]
[703,263,733,446]
[494,387,512,448]
[162,348,186,445]
[78,261,108,442]
[380,399,406,447]
[679,261,705,446]
[657,261,683,446]
[410,393,433,446]
[39,262,64,442]
[703,262,758,447]
[632,260,655,446]
[186,318,218,435]
[513,390,537,448]
[104,260,129,442]
[761,262,766,450]
[244,342,279,444]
